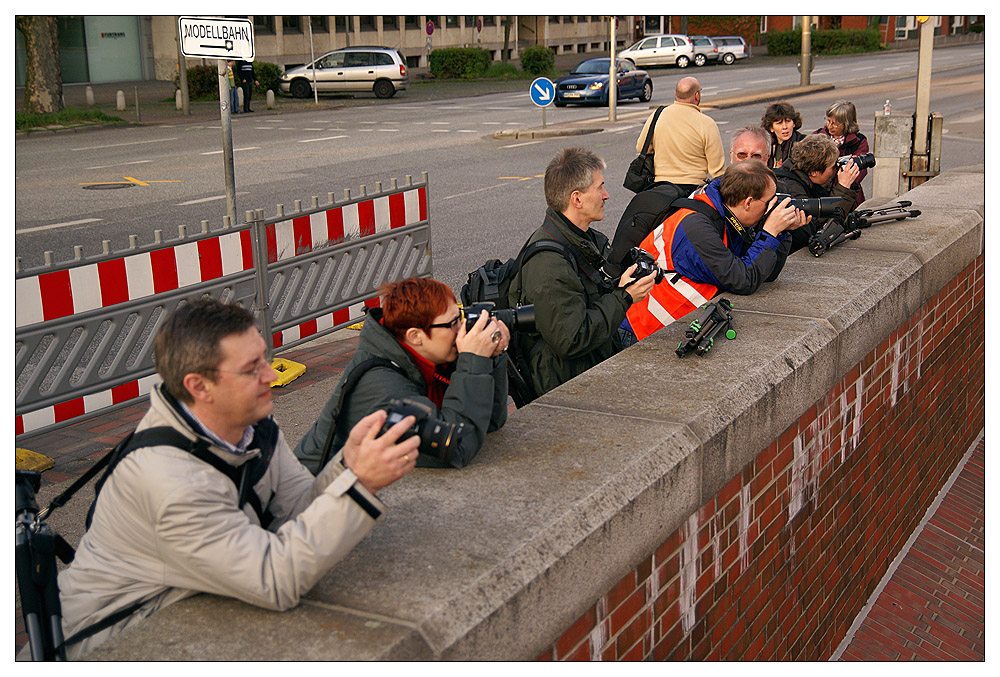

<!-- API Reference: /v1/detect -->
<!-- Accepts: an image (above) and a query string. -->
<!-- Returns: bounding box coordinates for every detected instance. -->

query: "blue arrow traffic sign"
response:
[529,77,556,107]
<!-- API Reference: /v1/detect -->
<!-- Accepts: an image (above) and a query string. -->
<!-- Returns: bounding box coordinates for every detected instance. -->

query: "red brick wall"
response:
[538,255,985,661]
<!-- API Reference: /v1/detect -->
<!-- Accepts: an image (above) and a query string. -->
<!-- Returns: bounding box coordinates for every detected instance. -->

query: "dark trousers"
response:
[240,80,253,112]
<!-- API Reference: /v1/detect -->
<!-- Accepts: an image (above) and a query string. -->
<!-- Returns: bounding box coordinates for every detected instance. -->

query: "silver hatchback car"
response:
[279,46,409,99]
[619,34,695,69]
[712,36,751,64]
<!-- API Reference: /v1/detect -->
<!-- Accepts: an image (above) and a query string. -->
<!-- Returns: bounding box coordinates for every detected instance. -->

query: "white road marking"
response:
[456,130,477,133]
[951,112,984,124]
[501,140,545,148]
[852,66,876,71]
[255,127,275,130]
[177,193,250,206]
[17,218,102,234]
[86,159,153,170]
[200,147,261,155]
[298,135,349,143]
[432,129,450,133]
[303,128,324,131]
[714,88,740,94]
[377,129,400,132]
[72,138,177,151]
[747,78,778,84]
[430,121,449,125]
[443,182,511,200]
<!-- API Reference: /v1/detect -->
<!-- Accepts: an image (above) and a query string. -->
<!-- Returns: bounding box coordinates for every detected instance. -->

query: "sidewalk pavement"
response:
[14,323,985,660]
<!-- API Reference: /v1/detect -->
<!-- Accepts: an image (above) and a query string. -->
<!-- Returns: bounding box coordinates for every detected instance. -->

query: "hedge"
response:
[519,44,555,76]
[174,61,282,100]
[429,47,492,79]
[766,28,883,56]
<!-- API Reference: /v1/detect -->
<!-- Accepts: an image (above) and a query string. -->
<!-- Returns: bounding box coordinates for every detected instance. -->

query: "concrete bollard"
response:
[116,90,126,111]
[85,86,95,106]
[237,88,244,109]
[266,89,275,109]
[175,90,182,110]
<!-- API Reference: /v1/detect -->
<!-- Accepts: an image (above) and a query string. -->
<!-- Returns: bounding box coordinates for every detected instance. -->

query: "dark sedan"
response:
[554,58,653,107]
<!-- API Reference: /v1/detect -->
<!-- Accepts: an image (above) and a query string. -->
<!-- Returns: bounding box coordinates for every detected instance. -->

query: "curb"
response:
[493,127,604,139]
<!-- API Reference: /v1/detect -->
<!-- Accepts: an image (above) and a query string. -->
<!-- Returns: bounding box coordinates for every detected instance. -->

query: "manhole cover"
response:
[82,183,134,190]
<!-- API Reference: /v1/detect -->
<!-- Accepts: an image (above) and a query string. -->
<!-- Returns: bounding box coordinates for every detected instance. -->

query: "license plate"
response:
[563,92,581,98]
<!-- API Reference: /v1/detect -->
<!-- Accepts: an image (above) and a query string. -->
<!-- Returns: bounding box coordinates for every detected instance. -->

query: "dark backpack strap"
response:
[537,225,607,289]
[315,357,408,471]
[639,105,665,155]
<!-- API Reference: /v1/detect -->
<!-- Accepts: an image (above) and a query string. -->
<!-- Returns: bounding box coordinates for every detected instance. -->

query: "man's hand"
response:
[618,263,657,303]
[341,410,419,494]
[837,160,861,188]
[762,197,812,237]
[456,308,504,358]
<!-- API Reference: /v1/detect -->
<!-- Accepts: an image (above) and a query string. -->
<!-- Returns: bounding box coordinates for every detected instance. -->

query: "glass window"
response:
[382,16,398,31]
[483,16,496,27]
[639,37,658,49]
[427,16,440,30]
[359,16,376,32]
[344,52,372,67]
[644,16,660,33]
[446,16,459,28]
[282,16,301,33]
[253,16,275,34]
[660,37,676,46]
[563,17,575,23]
[548,16,560,24]
[317,52,344,68]
[578,16,589,23]
[335,16,352,33]
[405,16,420,30]
[310,16,328,33]
[465,16,475,28]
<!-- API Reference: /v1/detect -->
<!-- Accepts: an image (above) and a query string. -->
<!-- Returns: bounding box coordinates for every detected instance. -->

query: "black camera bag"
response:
[623,105,664,193]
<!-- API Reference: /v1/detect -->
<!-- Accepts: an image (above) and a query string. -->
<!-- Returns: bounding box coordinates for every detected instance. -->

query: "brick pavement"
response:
[15,328,985,660]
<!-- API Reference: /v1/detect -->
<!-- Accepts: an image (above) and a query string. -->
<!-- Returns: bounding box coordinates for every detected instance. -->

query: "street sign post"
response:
[178,16,255,226]
[530,77,555,129]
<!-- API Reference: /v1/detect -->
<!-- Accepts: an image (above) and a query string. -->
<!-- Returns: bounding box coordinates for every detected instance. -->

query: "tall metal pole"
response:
[217,60,237,224]
[910,17,935,189]
[307,18,318,104]
[800,17,812,86]
[608,16,617,122]
[175,17,190,116]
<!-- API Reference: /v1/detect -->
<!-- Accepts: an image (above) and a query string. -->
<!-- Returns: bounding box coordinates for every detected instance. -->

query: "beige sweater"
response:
[636,101,726,186]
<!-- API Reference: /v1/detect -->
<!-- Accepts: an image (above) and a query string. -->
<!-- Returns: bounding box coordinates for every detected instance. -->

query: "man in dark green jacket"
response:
[509,147,657,397]
[295,277,509,473]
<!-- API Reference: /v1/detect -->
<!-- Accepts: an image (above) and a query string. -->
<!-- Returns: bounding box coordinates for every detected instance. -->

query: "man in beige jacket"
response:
[55,298,420,659]
[635,76,726,194]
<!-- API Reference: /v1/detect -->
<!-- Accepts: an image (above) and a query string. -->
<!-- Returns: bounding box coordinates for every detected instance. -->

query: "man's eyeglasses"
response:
[427,314,462,331]
[734,151,764,160]
[206,352,274,380]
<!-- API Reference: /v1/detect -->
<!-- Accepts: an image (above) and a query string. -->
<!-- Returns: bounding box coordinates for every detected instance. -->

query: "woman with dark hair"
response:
[814,100,869,206]
[295,277,510,472]
[761,101,805,170]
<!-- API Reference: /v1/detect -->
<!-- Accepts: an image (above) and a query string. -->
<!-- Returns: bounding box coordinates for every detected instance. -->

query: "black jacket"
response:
[774,160,858,253]
[236,60,255,83]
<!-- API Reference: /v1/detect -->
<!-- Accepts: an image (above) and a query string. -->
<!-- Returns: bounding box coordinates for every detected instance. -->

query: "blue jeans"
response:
[229,85,240,113]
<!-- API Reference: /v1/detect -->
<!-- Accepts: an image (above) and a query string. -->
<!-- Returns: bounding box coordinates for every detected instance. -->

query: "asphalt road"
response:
[15,45,985,294]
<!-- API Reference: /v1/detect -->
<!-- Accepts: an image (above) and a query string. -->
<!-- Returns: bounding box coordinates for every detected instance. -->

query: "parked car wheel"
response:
[373,79,396,99]
[640,81,653,102]
[722,53,736,65]
[289,79,312,99]
[676,55,690,69]
[694,54,707,67]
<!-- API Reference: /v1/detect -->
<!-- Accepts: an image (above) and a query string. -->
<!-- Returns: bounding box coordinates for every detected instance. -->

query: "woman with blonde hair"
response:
[814,100,869,206]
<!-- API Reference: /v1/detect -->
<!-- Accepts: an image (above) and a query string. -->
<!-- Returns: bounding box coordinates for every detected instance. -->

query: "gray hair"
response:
[730,126,771,154]
[544,147,606,212]
[825,100,860,135]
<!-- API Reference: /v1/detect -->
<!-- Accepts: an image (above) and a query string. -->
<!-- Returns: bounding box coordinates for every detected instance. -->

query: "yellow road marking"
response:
[498,175,545,181]
[124,176,149,186]
[77,177,183,186]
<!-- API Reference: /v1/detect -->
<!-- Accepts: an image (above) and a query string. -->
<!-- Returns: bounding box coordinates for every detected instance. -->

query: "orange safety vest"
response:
[625,194,724,341]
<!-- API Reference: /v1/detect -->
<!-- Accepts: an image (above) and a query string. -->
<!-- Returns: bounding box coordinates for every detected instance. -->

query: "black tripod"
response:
[16,470,72,661]
[808,201,922,257]
[676,298,737,357]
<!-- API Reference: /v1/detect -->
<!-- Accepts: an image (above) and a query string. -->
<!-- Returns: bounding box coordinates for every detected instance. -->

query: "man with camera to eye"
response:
[624,160,811,341]
[773,134,862,253]
[53,298,418,659]
[510,147,657,397]
[295,277,509,473]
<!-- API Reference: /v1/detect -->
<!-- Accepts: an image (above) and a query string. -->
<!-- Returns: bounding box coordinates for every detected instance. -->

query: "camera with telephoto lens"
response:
[463,301,536,333]
[836,152,876,171]
[622,247,666,285]
[380,398,466,463]
[769,193,844,221]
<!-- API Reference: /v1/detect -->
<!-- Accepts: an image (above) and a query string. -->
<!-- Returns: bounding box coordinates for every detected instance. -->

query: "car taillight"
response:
[400,64,407,77]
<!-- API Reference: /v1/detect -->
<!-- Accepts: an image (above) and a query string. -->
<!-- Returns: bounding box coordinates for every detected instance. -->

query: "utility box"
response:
[872,114,913,198]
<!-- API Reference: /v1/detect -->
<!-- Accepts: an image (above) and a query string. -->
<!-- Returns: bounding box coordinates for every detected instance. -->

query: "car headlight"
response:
[589,81,605,90]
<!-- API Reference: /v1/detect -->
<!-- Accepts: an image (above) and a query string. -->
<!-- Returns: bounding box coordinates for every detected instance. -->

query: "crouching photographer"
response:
[773,134,863,254]
[295,277,509,472]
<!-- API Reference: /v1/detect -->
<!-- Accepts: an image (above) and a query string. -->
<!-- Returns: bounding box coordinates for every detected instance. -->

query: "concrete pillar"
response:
[872,114,913,199]
[175,89,182,110]
[266,90,275,108]
[116,90,126,111]
[85,86,95,106]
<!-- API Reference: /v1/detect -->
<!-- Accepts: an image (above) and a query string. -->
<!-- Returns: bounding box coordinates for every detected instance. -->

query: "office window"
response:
[335,16,352,33]
[253,16,275,34]
[446,16,459,28]
[578,16,589,23]
[359,16,376,32]
[405,16,420,30]
[483,16,496,27]
[282,16,301,33]
[549,16,560,24]
[382,16,398,31]
[465,16,475,28]
[563,16,575,23]
[426,16,440,30]
[310,16,328,33]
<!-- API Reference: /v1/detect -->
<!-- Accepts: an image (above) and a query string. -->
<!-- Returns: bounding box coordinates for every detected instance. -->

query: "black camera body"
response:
[837,152,876,171]
[380,398,465,463]
[622,247,666,285]
[772,193,844,221]
[463,301,536,333]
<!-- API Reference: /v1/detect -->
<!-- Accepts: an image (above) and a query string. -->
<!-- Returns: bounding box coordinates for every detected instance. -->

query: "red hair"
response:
[379,278,455,339]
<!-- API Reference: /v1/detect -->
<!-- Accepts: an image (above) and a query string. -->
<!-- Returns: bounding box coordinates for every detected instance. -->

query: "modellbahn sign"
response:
[178,16,254,61]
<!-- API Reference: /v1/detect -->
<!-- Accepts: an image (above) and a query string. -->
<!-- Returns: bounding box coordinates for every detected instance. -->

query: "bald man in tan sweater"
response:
[635,76,726,194]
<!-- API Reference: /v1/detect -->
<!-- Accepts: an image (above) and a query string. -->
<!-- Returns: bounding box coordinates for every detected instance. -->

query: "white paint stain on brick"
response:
[789,434,808,519]
[712,514,722,581]
[851,375,864,452]
[679,513,699,635]
[738,483,752,573]
[589,598,608,660]
[890,339,903,407]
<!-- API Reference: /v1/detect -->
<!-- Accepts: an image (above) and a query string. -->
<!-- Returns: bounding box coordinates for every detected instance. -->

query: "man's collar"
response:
[550,207,590,236]
[673,100,702,111]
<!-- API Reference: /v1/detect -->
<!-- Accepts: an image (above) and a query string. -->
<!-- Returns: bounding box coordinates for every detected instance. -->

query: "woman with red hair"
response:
[295,277,509,471]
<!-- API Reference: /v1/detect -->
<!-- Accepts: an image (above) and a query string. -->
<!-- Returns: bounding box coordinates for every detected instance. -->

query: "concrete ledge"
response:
[86,167,985,660]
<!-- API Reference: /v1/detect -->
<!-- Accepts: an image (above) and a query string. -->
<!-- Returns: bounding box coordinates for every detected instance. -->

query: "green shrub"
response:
[519,45,555,75]
[253,61,282,95]
[969,23,984,33]
[173,61,282,100]
[766,28,882,56]
[429,47,492,79]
